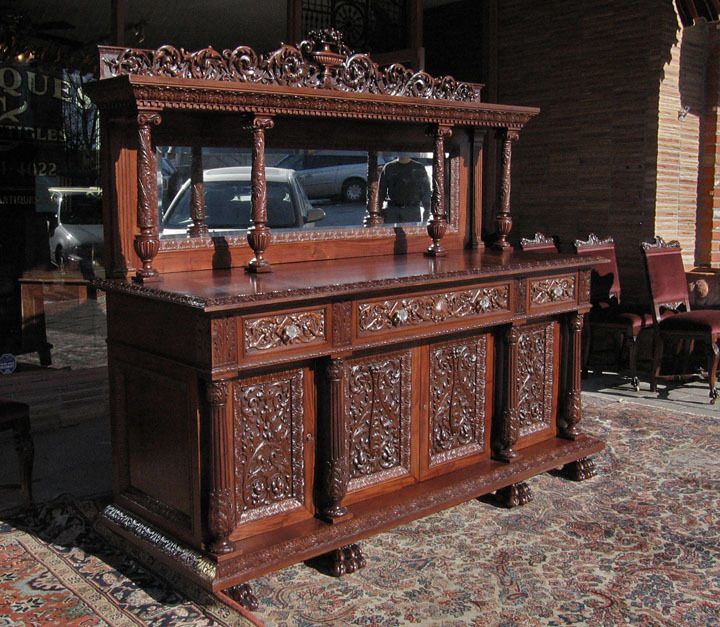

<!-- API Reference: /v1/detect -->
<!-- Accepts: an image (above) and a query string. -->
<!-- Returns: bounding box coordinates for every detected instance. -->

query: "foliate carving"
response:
[573,233,614,250]
[332,301,353,348]
[530,276,576,305]
[429,337,487,466]
[134,111,162,281]
[520,232,555,248]
[516,280,527,315]
[243,309,325,352]
[358,285,510,334]
[206,380,228,406]
[579,270,591,305]
[426,124,453,257]
[101,29,483,102]
[346,352,412,489]
[233,370,305,523]
[516,323,555,438]
[209,488,234,553]
[246,115,275,273]
[660,301,686,313]
[640,235,680,250]
[494,129,520,250]
[211,317,238,367]
[188,145,208,237]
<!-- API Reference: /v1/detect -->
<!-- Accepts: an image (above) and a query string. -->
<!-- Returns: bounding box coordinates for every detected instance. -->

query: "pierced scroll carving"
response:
[530,276,576,306]
[358,285,510,334]
[573,233,613,250]
[101,29,483,102]
[243,309,325,353]
[516,322,555,439]
[345,352,412,490]
[429,337,487,467]
[232,370,305,523]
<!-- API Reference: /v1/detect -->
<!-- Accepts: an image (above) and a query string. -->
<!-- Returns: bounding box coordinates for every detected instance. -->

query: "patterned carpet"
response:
[1,396,719,626]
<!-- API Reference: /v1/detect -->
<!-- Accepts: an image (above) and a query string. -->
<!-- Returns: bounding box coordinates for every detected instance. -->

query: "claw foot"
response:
[495,481,532,508]
[226,583,258,610]
[322,543,367,576]
[560,457,596,481]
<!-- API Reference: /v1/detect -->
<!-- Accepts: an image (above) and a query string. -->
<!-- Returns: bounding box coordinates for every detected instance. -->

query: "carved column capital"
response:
[137,111,162,127]
[249,115,275,131]
[207,380,229,406]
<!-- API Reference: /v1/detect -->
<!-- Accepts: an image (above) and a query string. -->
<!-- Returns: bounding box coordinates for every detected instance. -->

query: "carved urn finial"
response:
[307,28,348,87]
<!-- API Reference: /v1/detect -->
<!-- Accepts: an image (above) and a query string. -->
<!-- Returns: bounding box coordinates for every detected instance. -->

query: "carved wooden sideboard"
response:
[89,31,603,611]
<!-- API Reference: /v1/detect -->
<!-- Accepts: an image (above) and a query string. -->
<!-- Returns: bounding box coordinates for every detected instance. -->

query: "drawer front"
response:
[242,307,327,356]
[356,283,511,337]
[526,274,576,313]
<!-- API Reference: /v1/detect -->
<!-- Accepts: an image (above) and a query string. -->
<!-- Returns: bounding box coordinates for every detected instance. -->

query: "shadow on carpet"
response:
[2,396,719,626]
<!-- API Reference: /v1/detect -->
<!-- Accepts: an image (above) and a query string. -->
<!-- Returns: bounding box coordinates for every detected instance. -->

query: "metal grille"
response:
[301,0,407,53]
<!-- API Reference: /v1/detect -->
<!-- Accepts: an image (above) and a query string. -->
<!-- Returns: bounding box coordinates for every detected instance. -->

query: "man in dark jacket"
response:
[379,154,432,223]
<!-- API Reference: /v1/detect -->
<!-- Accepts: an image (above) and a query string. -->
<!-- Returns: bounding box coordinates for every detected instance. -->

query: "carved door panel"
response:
[420,334,493,478]
[514,320,560,449]
[230,367,314,538]
[344,350,414,498]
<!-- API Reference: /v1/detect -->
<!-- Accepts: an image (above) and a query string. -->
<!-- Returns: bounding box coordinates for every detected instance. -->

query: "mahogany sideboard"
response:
[88,31,604,610]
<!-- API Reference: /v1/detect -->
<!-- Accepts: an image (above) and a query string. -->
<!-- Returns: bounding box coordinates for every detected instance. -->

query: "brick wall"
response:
[492,0,710,303]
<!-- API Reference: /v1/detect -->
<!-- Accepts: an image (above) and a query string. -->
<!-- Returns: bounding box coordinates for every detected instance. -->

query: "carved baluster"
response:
[206,381,235,554]
[246,115,275,273]
[133,111,162,282]
[494,325,520,461]
[560,311,584,440]
[188,145,208,237]
[493,129,520,251]
[318,357,352,523]
[364,150,383,226]
[426,124,453,257]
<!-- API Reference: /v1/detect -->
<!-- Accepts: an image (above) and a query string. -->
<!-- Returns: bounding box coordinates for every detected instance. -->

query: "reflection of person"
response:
[378,154,432,223]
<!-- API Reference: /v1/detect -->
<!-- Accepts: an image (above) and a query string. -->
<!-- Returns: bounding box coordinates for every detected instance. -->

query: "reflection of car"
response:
[277,151,434,203]
[276,151,385,202]
[161,167,325,235]
[48,187,103,269]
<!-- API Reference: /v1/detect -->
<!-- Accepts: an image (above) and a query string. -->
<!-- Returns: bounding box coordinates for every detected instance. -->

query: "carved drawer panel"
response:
[515,322,555,441]
[232,369,305,524]
[526,274,576,312]
[345,351,412,491]
[429,336,488,468]
[242,308,326,355]
[357,283,511,336]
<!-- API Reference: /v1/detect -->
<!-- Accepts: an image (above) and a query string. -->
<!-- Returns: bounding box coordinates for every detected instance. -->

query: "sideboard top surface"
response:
[95,249,596,312]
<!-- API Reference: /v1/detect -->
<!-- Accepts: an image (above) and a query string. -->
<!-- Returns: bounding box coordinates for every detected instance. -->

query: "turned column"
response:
[318,357,352,523]
[493,129,519,251]
[560,311,584,440]
[188,145,208,237]
[206,381,235,554]
[246,115,275,273]
[133,111,162,282]
[364,150,383,226]
[425,124,453,257]
[494,325,520,461]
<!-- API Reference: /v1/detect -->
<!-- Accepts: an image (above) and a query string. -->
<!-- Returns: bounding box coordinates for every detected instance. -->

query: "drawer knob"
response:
[477,295,491,312]
[282,323,300,342]
[392,308,409,325]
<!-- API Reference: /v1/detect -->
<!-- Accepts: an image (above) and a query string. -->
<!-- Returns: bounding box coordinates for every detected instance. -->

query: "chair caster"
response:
[631,376,640,392]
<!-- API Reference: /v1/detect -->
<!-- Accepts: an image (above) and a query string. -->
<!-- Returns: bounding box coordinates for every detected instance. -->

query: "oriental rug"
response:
[1,396,719,626]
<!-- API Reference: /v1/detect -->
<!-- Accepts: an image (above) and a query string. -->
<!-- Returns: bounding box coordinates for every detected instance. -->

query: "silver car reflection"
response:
[48,186,103,269]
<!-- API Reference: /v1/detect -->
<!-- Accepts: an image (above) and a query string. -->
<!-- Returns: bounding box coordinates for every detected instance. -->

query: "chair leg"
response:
[651,332,663,393]
[627,333,640,391]
[708,338,719,404]
[12,413,34,506]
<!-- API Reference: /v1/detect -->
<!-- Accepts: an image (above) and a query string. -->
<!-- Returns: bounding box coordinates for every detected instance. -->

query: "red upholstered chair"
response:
[573,233,653,391]
[0,398,34,505]
[519,232,559,253]
[641,236,720,403]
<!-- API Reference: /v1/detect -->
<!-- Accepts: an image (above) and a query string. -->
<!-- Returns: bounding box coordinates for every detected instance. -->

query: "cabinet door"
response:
[421,334,494,478]
[230,367,314,538]
[344,350,414,498]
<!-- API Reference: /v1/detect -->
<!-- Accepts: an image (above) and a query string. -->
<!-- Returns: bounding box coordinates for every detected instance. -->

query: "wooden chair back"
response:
[640,236,691,322]
[573,233,621,306]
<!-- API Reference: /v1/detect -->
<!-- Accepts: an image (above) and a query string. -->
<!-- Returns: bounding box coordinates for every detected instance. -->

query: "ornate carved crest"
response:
[641,235,681,250]
[520,232,555,248]
[100,29,482,102]
[573,233,614,250]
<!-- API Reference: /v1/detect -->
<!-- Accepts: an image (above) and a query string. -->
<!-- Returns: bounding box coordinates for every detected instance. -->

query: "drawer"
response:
[526,274,576,313]
[242,307,327,356]
[357,283,511,337]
